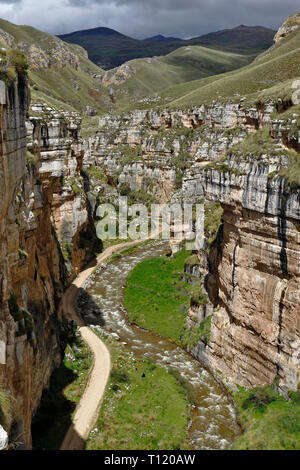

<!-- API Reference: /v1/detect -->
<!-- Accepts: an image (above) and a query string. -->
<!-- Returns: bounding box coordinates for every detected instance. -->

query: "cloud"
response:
[1,0,299,38]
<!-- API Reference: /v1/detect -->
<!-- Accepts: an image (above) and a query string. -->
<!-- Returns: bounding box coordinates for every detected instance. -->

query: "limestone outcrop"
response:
[274,11,300,43]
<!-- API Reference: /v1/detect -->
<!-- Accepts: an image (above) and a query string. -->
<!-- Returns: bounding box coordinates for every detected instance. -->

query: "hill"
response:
[0,18,111,113]
[59,25,275,70]
[145,35,183,43]
[190,25,276,54]
[102,45,252,102]
[155,20,300,109]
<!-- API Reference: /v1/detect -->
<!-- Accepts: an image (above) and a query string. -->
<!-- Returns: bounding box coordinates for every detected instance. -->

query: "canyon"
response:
[0,12,299,450]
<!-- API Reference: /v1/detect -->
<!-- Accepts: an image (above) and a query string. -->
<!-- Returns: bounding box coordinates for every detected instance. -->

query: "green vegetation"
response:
[0,19,110,113]
[8,293,35,340]
[106,46,251,102]
[233,385,300,450]
[85,165,108,183]
[279,152,300,188]
[180,316,212,349]
[230,127,289,158]
[204,202,223,248]
[87,332,189,450]
[32,333,93,450]
[0,388,12,429]
[124,250,192,343]
[156,28,300,109]
[8,49,29,74]
[61,242,72,262]
[26,150,38,168]
[184,254,200,268]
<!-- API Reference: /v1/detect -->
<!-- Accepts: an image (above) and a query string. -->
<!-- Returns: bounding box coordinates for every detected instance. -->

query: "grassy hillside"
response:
[59,25,275,70]
[154,27,300,109]
[0,18,111,113]
[105,45,252,101]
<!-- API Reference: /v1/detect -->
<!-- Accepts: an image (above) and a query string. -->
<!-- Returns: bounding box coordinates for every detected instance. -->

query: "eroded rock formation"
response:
[0,77,99,448]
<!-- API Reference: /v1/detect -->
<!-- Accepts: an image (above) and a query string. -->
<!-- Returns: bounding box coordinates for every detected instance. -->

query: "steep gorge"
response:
[0,12,299,451]
[0,74,100,448]
[85,100,300,396]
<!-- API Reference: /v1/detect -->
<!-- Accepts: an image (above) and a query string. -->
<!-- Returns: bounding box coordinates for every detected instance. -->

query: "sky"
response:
[0,0,299,39]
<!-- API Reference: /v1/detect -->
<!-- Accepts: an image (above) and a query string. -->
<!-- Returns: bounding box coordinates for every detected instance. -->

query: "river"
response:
[82,240,240,450]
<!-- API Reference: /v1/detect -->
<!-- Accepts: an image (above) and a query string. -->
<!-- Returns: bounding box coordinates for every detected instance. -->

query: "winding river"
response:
[82,241,240,450]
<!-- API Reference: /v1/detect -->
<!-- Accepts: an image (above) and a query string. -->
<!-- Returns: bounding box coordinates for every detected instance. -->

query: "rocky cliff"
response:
[0,75,99,448]
[92,100,300,395]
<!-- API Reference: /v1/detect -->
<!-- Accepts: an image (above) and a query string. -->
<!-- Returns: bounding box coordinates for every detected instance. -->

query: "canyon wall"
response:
[91,102,300,394]
[0,77,99,448]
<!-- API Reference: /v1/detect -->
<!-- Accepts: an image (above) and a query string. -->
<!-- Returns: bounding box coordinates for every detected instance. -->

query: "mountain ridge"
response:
[58,24,276,69]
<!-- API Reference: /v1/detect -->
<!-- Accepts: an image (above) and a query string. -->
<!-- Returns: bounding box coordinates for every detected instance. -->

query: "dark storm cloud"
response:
[2,0,300,38]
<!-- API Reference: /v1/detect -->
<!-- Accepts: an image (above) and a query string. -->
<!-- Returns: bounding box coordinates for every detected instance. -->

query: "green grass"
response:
[180,316,212,349]
[153,28,300,109]
[87,332,190,450]
[124,250,192,343]
[105,46,251,101]
[233,386,300,450]
[32,334,93,450]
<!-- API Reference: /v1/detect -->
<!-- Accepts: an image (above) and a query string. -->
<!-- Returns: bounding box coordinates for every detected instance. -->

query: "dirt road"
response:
[60,239,150,450]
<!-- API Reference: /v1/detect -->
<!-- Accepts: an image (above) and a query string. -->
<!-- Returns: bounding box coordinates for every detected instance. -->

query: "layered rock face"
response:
[27,103,97,281]
[95,101,299,394]
[84,103,272,203]
[0,77,61,448]
[0,80,99,448]
[185,157,300,393]
[0,28,80,70]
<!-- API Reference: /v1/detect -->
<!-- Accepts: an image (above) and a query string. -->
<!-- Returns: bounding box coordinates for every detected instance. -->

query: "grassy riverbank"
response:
[233,385,300,450]
[124,250,192,343]
[32,332,93,450]
[87,331,190,450]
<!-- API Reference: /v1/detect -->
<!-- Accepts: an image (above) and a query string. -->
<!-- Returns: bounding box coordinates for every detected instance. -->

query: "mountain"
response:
[102,45,252,102]
[156,19,300,109]
[0,18,110,113]
[59,24,275,70]
[144,34,183,42]
[190,25,276,54]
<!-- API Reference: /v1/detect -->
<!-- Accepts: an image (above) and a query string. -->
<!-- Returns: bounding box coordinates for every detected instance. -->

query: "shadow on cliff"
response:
[76,287,106,328]
[31,362,77,450]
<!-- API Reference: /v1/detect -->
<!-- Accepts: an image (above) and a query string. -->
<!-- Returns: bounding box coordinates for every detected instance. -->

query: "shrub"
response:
[8,49,29,74]
[26,151,38,168]
[240,385,278,410]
